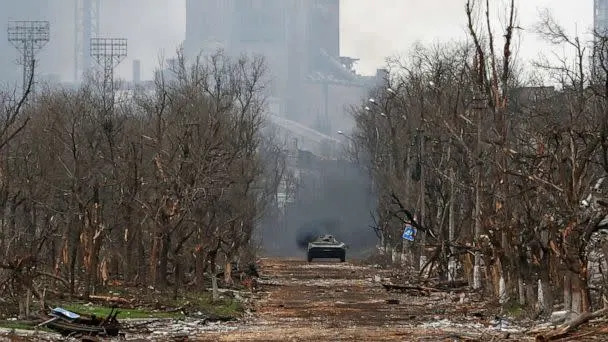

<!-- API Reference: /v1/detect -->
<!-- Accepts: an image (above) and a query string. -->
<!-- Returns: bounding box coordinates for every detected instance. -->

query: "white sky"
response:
[109,0,594,80]
[341,0,594,75]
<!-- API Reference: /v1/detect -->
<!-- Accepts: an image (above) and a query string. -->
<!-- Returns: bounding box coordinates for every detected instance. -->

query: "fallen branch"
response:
[204,287,251,295]
[163,306,184,313]
[121,319,161,332]
[88,295,133,304]
[433,279,470,289]
[34,271,70,290]
[535,307,608,341]
[381,283,442,295]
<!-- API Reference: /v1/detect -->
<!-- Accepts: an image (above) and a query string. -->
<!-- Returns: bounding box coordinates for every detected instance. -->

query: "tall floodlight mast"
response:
[74,0,100,82]
[90,37,127,102]
[7,21,50,94]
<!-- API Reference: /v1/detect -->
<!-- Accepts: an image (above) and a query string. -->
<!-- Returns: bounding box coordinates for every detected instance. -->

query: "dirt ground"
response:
[3,257,607,341]
[195,258,528,342]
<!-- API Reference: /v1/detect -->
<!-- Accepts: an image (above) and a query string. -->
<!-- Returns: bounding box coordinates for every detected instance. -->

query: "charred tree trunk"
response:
[173,261,182,300]
[85,228,103,297]
[137,230,146,284]
[526,280,537,309]
[124,228,136,282]
[577,262,592,313]
[518,277,526,306]
[195,249,208,288]
[149,230,161,286]
[68,220,80,295]
[85,192,103,297]
[209,249,219,301]
[564,273,572,312]
[158,230,171,288]
[538,255,553,314]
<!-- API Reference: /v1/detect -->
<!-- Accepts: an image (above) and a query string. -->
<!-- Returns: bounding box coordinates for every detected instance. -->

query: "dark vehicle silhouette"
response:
[307,234,346,262]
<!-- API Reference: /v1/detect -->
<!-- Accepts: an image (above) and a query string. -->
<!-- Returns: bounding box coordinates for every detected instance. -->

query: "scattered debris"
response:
[459,293,469,304]
[198,258,531,341]
[37,306,121,337]
[88,295,132,305]
[549,310,575,325]
[381,283,441,295]
[123,317,240,338]
[534,307,608,341]
[421,318,484,330]
[490,316,521,333]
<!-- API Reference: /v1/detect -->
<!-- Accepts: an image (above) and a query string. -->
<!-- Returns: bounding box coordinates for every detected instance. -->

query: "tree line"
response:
[352,0,608,315]
[0,50,285,313]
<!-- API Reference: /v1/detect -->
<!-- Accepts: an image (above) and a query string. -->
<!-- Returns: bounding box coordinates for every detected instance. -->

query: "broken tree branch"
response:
[535,307,608,341]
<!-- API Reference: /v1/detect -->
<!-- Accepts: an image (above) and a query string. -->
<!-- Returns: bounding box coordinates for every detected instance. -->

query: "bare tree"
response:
[0,47,279,312]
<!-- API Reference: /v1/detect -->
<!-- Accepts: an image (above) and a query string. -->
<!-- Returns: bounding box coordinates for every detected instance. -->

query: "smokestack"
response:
[133,59,141,84]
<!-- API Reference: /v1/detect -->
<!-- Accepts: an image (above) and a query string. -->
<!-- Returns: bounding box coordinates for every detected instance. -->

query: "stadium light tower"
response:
[90,37,127,100]
[7,20,50,94]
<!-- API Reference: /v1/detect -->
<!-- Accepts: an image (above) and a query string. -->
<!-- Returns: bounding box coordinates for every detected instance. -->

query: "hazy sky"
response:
[341,0,593,74]
[103,0,593,80]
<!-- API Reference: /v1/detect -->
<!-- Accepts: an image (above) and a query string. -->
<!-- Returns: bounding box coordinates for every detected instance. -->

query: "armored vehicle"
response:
[307,234,346,262]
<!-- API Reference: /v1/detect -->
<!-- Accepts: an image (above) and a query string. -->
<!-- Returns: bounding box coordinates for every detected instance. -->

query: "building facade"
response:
[184,0,381,137]
[596,0,608,34]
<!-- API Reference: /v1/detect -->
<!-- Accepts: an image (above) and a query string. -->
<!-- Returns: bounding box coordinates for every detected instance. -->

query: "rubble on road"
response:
[381,283,442,295]
[421,318,485,330]
[298,264,367,271]
[37,306,121,338]
[11,257,606,341]
[124,318,242,340]
[0,315,253,342]
[195,258,539,341]
[531,307,608,341]
[0,327,64,341]
[549,310,576,324]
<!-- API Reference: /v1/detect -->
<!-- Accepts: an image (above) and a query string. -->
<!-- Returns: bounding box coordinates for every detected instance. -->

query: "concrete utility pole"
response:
[472,93,486,290]
[90,37,127,104]
[417,125,426,275]
[7,21,50,94]
[448,168,456,282]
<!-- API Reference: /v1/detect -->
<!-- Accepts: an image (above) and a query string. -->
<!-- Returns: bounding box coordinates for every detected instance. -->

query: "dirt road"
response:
[197,258,526,341]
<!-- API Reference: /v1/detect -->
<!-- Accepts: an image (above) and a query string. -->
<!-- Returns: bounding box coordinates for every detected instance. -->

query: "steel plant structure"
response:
[74,0,100,82]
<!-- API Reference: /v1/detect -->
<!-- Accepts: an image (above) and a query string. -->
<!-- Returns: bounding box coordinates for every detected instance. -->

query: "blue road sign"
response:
[402,224,417,241]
